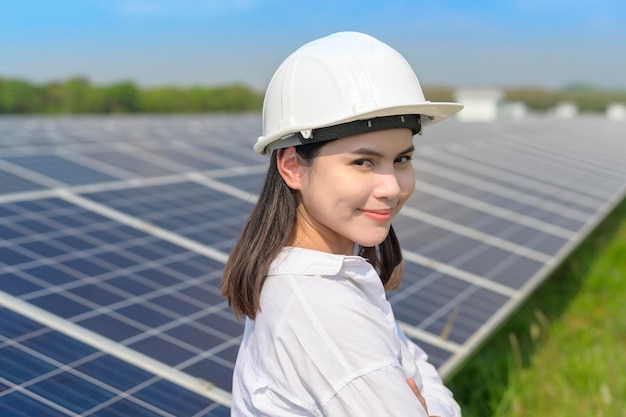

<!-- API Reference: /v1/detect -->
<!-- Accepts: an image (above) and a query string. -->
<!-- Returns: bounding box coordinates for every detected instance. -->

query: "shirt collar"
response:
[268,246,369,276]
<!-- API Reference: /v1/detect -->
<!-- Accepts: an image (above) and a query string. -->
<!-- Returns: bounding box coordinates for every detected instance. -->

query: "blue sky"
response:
[1,0,625,91]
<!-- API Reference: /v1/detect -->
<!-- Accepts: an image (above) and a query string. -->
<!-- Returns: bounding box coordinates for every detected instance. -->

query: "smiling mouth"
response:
[359,209,393,222]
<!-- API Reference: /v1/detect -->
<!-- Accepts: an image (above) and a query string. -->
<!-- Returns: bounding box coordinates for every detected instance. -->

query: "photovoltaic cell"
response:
[83,181,254,251]
[213,172,266,196]
[0,168,44,194]
[137,147,228,171]
[390,262,509,345]
[414,154,602,214]
[413,171,587,230]
[407,191,568,255]
[396,218,543,286]
[404,338,454,369]
[86,151,177,177]
[443,143,618,200]
[4,155,118,185]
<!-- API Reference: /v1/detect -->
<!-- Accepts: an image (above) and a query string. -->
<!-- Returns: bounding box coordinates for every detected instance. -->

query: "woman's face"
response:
[290,128,416,255]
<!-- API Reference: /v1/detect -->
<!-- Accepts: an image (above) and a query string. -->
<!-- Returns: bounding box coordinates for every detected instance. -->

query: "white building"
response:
[551,102,578,118]
[606,103,626,121]
[499,101,528,120]
[454,88,503,122]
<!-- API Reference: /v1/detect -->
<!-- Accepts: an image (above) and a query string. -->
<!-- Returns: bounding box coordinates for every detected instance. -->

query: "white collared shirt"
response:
[231,247,461,417]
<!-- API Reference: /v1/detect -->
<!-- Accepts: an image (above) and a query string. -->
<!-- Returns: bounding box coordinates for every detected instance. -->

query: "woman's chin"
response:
[355,235,388,248]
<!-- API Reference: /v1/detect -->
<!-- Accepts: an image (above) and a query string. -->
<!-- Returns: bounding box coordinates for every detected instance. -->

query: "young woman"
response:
[222,32,463,417]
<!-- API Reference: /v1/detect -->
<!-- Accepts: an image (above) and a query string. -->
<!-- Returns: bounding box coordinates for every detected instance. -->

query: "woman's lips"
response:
[359,209,393,222]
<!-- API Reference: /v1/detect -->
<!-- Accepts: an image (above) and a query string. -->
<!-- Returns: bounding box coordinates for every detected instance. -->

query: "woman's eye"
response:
[353,159,373,167]
[395,155,413,164]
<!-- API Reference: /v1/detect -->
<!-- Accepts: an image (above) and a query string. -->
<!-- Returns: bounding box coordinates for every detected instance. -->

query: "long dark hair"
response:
[221,141,404,319]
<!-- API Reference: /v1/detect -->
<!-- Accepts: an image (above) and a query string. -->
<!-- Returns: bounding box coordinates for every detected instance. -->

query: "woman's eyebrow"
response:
[349,148,383,157]
[349,145,415,157]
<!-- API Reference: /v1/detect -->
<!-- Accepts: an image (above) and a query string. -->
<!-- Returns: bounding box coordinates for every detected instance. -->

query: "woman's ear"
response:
[276,147,303,190]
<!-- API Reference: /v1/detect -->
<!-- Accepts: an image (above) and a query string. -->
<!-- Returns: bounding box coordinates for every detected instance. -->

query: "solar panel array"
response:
[1,114,625,415]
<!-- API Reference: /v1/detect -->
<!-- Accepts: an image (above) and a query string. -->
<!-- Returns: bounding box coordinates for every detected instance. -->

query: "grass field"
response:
[446,196,626,417]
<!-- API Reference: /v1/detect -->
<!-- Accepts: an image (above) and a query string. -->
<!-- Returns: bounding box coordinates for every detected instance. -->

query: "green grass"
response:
[446,196,626,417]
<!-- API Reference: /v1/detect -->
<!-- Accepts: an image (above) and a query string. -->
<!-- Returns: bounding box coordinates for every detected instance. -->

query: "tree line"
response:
[0,77,263,114]
[423,85,626,113]
[0,76,624,114]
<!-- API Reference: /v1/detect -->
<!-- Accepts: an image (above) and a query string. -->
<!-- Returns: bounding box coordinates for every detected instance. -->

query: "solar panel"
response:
[1,114,625,413]
[82,182,253,251]
[0,307,230,417]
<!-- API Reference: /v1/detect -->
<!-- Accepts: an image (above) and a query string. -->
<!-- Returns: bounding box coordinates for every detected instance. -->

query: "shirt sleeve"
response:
[396,324,462,417]
[323,364,429,417]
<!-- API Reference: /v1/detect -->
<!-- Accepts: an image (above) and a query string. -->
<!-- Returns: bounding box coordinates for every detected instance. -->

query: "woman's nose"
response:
[374,172,402,200]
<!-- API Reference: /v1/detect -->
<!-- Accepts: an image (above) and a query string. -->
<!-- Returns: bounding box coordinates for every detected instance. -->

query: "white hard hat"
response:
[254,31,463,155]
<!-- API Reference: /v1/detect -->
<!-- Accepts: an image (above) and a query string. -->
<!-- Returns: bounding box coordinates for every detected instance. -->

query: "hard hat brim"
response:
[254,101,464,155]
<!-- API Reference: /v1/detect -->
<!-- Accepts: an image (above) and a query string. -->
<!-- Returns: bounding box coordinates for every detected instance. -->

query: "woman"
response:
[222,32,463,417]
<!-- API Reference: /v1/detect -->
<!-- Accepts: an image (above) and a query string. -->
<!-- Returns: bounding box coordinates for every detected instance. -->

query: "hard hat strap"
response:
[296,114,421,145]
